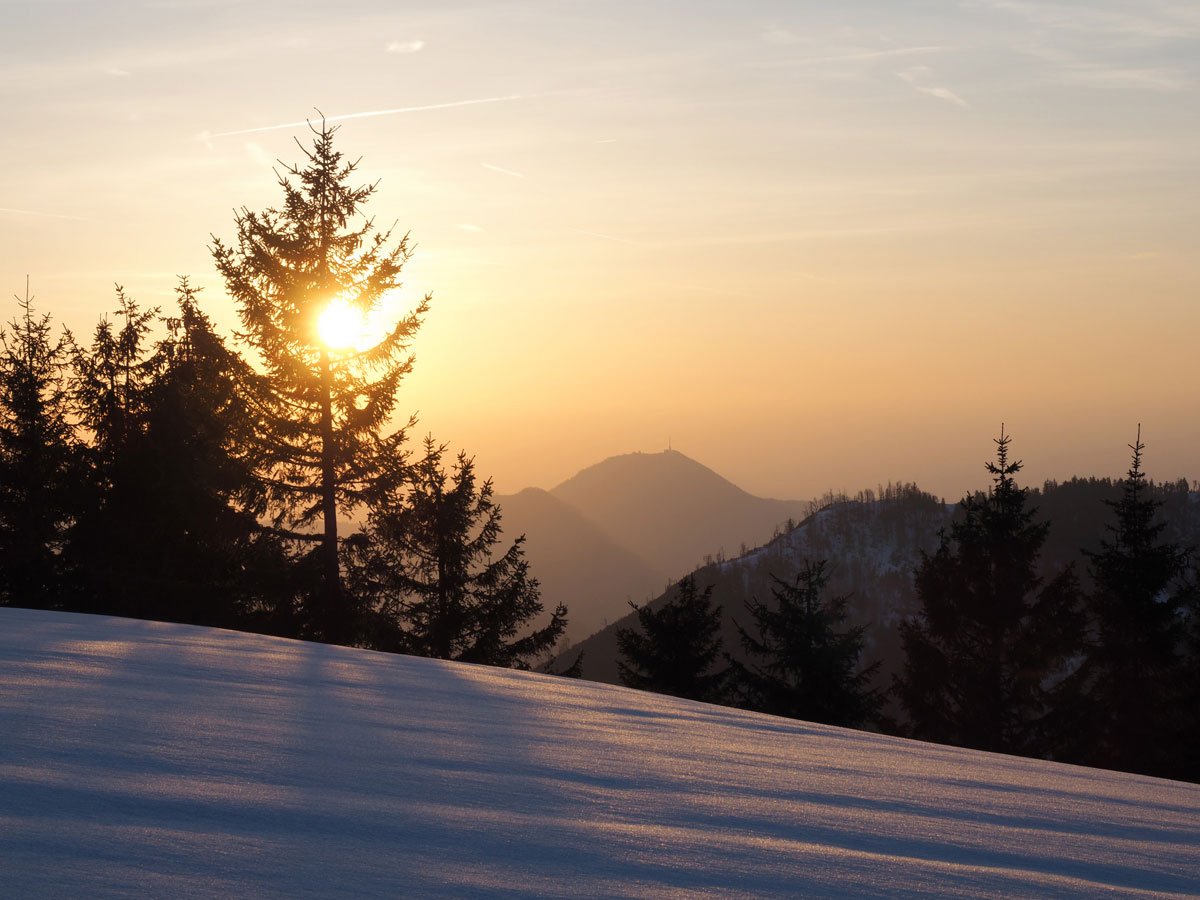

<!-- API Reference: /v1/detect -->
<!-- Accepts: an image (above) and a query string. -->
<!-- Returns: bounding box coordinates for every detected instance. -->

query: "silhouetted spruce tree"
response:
[0,280,79,609]
[1180,571,1200,782]
[540,649,584,678]
[616,575,726,702]
[728,560,883,728]
[131,281,290,630]
[347,437,567,669]
[896,428,1085,758]
[65,287,159,617]
[212,120,428,645]
[63,283,275,625]
[1081,427,1191,778]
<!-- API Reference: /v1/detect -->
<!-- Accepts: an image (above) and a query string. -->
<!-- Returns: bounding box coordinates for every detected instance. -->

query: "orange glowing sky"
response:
[3,0,1197,501]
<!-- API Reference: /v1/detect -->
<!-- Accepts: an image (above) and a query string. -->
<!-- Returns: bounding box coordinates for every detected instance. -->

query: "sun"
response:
[317,297,367,350]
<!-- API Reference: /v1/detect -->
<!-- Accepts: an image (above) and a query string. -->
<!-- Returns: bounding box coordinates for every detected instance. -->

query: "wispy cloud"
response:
[204,94,530,139]
[569,228,643,246]
[481,163,526,179]
[671,283,753,299]
[973,0,1200,41]
[649,225,908,248]
[1011,37,1192,93]
[2,33,309,88]
[142,0,242,8]
[0,206,93,222]
[916,85,971,107]
[245,142,274,168]
[897,68,970,107]
[1058,65,1188,92]
[386,39,425,54]
[751,46,948,69]
[759,26,801,46]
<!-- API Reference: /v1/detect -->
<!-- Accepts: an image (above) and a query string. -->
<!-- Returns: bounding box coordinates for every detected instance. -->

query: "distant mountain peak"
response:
[547,449,809,580]
[495,450,810,646]
[552,448,754,500]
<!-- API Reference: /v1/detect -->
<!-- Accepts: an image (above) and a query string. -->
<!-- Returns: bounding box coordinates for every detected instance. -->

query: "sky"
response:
[3,0,1198,501]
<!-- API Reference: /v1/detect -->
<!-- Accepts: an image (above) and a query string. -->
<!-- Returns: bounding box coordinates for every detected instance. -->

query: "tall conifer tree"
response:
[1083,427,1190,777]
[728,560,883,728]
[66,287,159,617]
[212,121,427,644]
[1180,573,1200,782]
[348,437,567,668]
[0,280,78,609]
[130,281,287,629]
[896,428,1084,757]
[616,575,727,702]
[58,282,289,629]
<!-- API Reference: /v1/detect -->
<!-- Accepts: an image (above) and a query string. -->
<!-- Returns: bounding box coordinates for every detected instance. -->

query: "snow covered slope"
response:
[2,608,1197,899]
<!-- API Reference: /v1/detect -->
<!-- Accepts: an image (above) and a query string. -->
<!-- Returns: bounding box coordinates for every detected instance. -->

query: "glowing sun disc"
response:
[317,297,367,349]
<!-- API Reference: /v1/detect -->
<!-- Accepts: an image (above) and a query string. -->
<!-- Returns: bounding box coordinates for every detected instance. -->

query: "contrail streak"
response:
[0,207,93,222]
[482,163,526,179]
[751,46,947,68]
[205,94,530,138]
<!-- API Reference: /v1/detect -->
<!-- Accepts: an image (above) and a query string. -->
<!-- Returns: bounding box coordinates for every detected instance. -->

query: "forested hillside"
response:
[562,470,1199,778]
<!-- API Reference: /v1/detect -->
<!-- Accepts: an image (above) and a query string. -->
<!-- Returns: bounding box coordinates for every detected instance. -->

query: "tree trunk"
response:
[318,349,342,642]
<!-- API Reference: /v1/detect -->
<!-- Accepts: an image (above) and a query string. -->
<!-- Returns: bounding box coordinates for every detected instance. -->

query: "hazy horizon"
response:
[5,0,1197,501]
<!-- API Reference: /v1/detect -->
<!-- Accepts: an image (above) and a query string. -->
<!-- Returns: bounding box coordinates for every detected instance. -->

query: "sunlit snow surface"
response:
[2,608,1197,899]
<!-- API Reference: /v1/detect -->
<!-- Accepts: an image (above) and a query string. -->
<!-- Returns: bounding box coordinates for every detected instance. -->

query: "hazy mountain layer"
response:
[550,449,810,577]
[498,450,811,644]
[494,487,668,642]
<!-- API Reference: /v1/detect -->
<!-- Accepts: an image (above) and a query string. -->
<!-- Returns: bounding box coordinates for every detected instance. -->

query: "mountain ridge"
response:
[548,449,810,575]
[497,449,811,644]
[555,477,1200,695]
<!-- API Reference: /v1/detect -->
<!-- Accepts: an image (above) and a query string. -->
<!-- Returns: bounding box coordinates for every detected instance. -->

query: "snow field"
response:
[1,607,1197,899]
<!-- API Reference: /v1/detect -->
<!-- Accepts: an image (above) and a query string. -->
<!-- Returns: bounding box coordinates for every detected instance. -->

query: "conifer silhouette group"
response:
[0,124,562,671]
